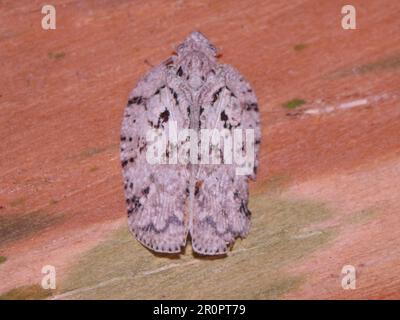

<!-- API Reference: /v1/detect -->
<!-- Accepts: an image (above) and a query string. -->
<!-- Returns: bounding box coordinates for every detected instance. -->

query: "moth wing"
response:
[191,65,260,255]
[121,64,190,253]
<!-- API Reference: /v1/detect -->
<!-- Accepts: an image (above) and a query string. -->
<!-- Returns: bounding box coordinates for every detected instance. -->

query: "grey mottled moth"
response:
[120,31,260,255]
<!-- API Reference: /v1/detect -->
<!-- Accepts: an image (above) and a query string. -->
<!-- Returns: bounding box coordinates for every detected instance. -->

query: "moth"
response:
[120,31,260,255]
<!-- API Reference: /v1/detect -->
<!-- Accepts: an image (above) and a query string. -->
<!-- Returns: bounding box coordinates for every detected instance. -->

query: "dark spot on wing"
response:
[177,66,183,77]
[148,120,159,129]
[194,180,203,197]
[154,85,166,96]
[168,87,179,105]
[142,187,150,195]
[211,87,223,105]
[131,195,142,211]
[159,109,170,123]
[128,96,145,106]
[220,110,239,129]
[240,200,251,218]
[139,143,147,153]
[246,103,259,112]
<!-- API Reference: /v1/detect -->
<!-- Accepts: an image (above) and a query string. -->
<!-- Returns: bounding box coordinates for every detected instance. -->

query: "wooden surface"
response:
[0,0,399,299]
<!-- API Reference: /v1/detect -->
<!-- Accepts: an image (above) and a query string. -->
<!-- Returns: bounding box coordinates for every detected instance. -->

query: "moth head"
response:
[177,31,218,58]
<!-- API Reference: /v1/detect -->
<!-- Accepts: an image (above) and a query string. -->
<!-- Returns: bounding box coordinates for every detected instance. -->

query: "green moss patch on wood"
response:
[282,98,306,109]
[0,210,64,246]
[58,195,336,299]
[0,284,53,300]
